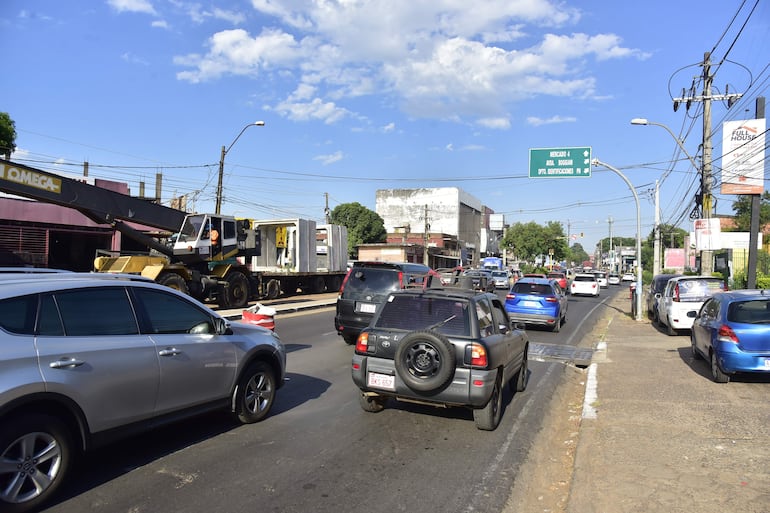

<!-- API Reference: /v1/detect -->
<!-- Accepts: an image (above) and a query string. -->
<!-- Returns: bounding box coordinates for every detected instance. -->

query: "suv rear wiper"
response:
[427,315,456,330]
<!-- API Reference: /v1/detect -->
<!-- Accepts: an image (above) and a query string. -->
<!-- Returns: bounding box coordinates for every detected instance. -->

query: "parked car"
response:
[351,287,529,430]
[646,273,682,322]
[491,269,511,289]
[621,272,635,282]
[505,277,568,332]
[0,274,286,513]
[657,275,726,335]
[335,261,439,344]
[570,273,600,297]
[460,269,497,293]
[593,270,608,288]
[608,272,621,285]
[546,271,568,292]
[690,290,770,383]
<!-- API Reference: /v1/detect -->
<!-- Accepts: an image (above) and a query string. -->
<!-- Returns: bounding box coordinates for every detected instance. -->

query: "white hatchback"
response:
[570,273,600,297]
[657,275,726,335]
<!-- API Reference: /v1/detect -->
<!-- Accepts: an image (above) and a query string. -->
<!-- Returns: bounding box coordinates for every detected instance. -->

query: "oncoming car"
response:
[0,274,286,512]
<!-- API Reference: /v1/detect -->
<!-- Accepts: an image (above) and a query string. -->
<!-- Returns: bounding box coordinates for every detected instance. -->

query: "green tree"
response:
[330,202,386,258]
[502,220,567,262]
[569,243,589,265]
[0,112,17,159]
[729,192,770,232]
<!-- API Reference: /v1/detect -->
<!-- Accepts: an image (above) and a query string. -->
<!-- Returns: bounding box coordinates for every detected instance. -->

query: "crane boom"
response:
[0,159,186,232]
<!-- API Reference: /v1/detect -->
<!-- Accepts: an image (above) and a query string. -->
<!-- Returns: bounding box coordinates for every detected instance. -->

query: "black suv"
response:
[335,261,438,345]
[351,287,529,430]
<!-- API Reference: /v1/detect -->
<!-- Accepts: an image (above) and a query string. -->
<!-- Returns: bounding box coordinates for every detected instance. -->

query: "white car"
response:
[657,275,726,335]
[621,272,635,282]
[608,273,621,285]
[570,273,600,297]
[593,271,608,288]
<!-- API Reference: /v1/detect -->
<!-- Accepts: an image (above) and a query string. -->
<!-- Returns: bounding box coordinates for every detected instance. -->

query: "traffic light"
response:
[580,232,584,237]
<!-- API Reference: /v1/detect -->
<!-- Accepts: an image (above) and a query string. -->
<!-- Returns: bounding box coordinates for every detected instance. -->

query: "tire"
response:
[342,333,357,346]
[690,334,702,360]
[710,351,730,383]
[512,345,529,393]
[358,392,387,413]
[394,330,456,393]
[220,271,250,309]
[551,315,561,333]
[234,361,277,423]
[0,414,72,512]
[157,272,189,295]
[653,308,660,326]
[265,279,281,300]
[473,372,503,431]
[665,316,677,336]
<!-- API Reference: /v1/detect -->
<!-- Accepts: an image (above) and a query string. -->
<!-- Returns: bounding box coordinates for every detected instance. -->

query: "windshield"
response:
[178,214,206,243]
[375,295,470,337]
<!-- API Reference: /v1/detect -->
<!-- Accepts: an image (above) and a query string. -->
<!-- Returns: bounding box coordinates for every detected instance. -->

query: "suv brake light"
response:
[397,271,404,288]
[467,343,488,367]
[338,268,352,296]
[355,332,370,352]
[673,283,680,302]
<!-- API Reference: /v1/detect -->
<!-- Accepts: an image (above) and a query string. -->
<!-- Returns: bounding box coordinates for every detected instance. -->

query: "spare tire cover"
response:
[394,330,456,393]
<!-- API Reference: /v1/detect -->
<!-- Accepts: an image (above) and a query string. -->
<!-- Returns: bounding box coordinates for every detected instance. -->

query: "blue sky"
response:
[1,0,768,253]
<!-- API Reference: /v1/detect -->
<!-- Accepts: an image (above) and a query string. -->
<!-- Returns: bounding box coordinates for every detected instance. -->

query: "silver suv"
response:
[0,274,286,512]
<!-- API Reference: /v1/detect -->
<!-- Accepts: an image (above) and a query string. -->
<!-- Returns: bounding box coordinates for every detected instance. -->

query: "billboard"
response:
[721,118,766,195]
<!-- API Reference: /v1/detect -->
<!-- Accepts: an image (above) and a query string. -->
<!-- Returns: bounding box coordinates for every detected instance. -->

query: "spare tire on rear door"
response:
[395,330,456,393]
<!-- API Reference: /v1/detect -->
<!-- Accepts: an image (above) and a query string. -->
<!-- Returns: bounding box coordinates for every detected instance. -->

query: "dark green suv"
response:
[351,287,529,430]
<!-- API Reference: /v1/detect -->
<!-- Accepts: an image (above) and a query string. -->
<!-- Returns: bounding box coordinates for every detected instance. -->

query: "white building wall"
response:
[376,187,467,236]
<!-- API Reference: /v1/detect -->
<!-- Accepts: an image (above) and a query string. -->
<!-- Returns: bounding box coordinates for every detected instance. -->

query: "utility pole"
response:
[653,180,661,276]
[608,216,613,271]
[324,192,331,224]
[671,52,740,275]
[423,204,430,266]
[701,52,715,276]
[746,97,766,289]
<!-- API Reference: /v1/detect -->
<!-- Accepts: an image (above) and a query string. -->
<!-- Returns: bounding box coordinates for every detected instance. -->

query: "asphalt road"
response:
[40,288,619,513]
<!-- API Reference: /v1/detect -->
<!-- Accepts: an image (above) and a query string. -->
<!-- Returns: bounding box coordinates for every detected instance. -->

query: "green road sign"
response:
[529,147,592,178]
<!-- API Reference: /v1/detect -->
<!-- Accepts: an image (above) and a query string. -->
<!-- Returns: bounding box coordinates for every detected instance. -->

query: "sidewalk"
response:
[567,291,769,513]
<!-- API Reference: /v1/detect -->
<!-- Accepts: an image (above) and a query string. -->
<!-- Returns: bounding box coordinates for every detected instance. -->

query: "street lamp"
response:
[631,118,703,276]
[592,158,643,321]
[216,121,265,214]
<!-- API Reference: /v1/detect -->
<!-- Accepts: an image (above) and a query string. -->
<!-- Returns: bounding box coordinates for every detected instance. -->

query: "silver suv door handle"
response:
[49,358,85,368]
[158,348,182,357]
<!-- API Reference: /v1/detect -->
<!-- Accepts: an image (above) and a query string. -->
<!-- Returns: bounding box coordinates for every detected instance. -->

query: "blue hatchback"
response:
[690,290,770,382]
[505,277,567,332]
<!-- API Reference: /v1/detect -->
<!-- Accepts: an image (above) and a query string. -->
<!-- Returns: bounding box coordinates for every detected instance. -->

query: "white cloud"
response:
[527,115,577,126]
[151,19,169,29]
[382,122,395,133]
[107,0,156,15]
[477,117,510,129]
[313,151,343,165]
[174,1,646,125]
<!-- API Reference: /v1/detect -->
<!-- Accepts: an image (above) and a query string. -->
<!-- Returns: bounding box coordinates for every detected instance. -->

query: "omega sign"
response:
[0,164,62,194]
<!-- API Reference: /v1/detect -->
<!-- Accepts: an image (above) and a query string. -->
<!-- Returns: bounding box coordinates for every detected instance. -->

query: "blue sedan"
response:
[690,290,770,383]
[505,277,567,332]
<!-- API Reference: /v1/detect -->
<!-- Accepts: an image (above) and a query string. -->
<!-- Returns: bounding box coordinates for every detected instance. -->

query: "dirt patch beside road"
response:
[502,365,587,513]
